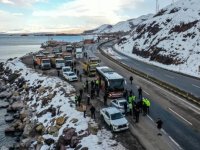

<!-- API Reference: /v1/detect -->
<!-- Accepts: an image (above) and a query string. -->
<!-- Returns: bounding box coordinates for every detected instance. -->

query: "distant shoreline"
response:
[0,33,95,36]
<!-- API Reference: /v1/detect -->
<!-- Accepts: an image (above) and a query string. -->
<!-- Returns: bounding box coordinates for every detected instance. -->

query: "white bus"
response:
[96,66,125,98]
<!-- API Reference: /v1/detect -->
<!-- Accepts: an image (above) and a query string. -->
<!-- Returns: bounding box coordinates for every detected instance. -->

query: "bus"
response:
[96,66,125,98]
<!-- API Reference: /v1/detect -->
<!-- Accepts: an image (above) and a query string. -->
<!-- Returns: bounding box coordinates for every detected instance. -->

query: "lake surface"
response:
[0,35,92,62]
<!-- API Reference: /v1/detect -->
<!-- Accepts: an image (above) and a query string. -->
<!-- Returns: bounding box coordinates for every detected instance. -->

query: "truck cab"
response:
[64,55,73,66]
[40,58,51,70]
[55,58,65,69]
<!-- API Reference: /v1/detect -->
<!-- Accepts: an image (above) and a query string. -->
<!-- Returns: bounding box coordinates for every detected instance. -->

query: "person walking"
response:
[79,74,82,82]
[138,87,142,100]
[79,89,83,99]
[156,118,163,136]
[96,86,100,97]
[33,60,36,69]
[135,105,140,123]
[103,94,107,106]
[91,80,94,89]
[87,93,90,105]
[90,105,96,119]
[57,69,60,77]
[146,98,151,114]
[86,80,89,92]
[129,102,133,116]
[123,89,128,100]
[82,104,87,118]
[76,69,79,76]
[129,76,133,84]
[142,98,147,116]
[77,95,81,107]
[75,94,78,106]
[91,88,95,99]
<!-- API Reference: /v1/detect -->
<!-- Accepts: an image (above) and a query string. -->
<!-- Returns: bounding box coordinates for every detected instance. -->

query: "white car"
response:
[61,66,72,75]
[110,98,129,113]
[100,107,129,132]
[63,71,78,82]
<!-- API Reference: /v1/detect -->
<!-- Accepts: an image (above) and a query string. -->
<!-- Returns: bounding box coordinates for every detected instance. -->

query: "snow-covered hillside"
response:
[84,14,153,34]
[115,0,200,77]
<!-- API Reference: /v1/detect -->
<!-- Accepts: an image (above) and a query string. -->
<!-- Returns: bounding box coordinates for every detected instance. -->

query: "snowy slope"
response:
[84,14,153,34]
[115,0,200,77]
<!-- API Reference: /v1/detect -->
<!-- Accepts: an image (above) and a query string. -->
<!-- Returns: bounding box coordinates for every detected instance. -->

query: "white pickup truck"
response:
[100,107,129,132]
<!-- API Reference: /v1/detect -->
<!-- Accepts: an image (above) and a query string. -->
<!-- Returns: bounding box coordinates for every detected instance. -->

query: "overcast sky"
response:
[0,0,174,33]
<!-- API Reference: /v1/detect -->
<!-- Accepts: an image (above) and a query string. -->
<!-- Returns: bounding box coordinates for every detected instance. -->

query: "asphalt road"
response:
[86,43,200,150]
[101,41,200,99]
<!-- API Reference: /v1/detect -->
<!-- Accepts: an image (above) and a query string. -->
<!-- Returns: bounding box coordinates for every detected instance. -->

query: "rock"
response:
[37,86,46,94]
[48,126,58,135]
[35,124,45,134]
[20,138,33,149]
[56,116,66,126]
[88,122,99,135]
[8,73,20,83]
[23,123,35,138]
[20,110,28,120]
[70,136,79,148]
[0,101,9,109]
[5,126,15,134]
[44,138,55,146]
[74,145,82,150]
[63,128,77,143]
[4,114,14,122]
[11,101,24,111]
[0,91,12,99]
[36,136,44,144]
[70,118,78,124]
[81,147,88,150]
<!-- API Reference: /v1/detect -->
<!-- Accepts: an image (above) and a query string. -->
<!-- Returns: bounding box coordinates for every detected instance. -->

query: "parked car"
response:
[100,107,129,132]
[63,71,78,82]
[110,98,129,113]
[61,66,72,75]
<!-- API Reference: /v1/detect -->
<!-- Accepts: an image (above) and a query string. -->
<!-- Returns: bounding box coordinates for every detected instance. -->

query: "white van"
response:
[75,48,83,59]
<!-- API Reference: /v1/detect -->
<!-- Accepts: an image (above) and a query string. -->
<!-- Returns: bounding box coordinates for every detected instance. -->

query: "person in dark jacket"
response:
[90,105,96,119]
[124,102,128,115]
[156,118,163,136]
[129,76,133,84]
[103,94,107,106]
[138,87,142,100]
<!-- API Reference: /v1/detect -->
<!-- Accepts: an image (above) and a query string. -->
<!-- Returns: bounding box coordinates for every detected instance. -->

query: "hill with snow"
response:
[115,0,200,77]
[84,14,153,34]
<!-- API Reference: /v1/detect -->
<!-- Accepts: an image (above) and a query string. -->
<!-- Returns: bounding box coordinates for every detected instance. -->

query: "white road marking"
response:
[144,90,150,95]
[161,129,167,135]
[169,108,192,126]
[165,74,175,79]
[169,136,182,150]
[143,78,200,115]
[147,115,154,122]
[192,84,200,89]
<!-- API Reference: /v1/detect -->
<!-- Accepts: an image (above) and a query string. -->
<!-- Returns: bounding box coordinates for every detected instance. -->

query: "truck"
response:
[75,47,83,59]
[55,58,65,69]
[34,55,51,70]
[82,57,100,76]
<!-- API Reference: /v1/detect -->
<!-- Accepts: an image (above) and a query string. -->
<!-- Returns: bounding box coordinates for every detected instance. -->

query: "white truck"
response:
[55,58,65,69]
[100,107,129,132]
[75,48,83,59]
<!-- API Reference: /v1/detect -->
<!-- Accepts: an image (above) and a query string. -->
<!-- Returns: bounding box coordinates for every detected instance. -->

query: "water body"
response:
[0,34,91,147]
[0,34,92,62]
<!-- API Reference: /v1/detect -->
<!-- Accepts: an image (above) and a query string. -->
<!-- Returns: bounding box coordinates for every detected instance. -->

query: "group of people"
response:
[123,87,151,123]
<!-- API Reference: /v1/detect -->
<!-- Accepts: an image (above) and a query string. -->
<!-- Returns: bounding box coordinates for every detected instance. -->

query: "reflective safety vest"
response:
[128,95,136,103]
[146,99,150,107]
[96,80,99,85]
[142,98,146,105]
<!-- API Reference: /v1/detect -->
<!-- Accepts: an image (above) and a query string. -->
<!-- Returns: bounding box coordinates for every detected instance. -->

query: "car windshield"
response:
[110,113,123,120]
[56,60,64,63]
[119,101,127,106]
[42,60,50,63]
[63,68,70,72]
[65,56,72,60]
[69,73,75,76]
[108,79,124,91]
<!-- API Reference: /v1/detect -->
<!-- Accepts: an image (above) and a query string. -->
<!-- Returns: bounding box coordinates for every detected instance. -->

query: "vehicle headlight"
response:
[112,124,118,128]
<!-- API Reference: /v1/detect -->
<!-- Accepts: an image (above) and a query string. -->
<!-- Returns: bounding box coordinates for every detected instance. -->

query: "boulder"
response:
[0,91,12,99]
[5,114,14,122]
[88,122,99,135]
[74,145,82,150]
[37,86,46,94]
[48,126,58,135]
[81,147,88,150]
[8,73,20,83]
[20,110,29,120]
[56,116,66,126]
[11,101,24,111]
[70,118,78,124]
[0,101,9,109]
[23,123,35,138]
[44,138,55,146]
[35,124,45,134]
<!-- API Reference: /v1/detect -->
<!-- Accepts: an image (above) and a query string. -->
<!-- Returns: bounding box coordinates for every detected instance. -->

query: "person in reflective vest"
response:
[128,94,136,104]
[142,98,147,116]
[146,98,150,114]
[129,102,133,116]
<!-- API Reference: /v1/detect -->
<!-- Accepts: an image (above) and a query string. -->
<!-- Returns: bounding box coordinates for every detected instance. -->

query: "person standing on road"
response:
[77,69,79,76]
[129,102,133,116]
[90,105,96,119]
[57,69,60,77]
[129,76,133,84]
[156,118,163,136]
[79,89,83,99]
[82,104,87,118]
[33,60,36,69]
[146,98,151,114]
[135,105,140,123]
[91,80,94,89]
[87,93,90,105]
[142,98,147,116]
[124,102,128,115]
[86,80,89,92]
[138,87,142,100]
[103,94,107,106]
[77,95,81,107]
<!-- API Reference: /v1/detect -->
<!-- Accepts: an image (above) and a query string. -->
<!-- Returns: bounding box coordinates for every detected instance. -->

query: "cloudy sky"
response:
[0,0,174,33]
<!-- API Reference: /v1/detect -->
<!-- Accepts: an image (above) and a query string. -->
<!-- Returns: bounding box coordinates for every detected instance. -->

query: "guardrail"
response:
[98,41,200,107]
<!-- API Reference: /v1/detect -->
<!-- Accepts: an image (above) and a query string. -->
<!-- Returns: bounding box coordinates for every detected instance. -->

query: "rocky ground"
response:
[0,57,131,150]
